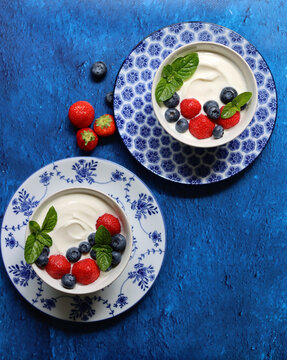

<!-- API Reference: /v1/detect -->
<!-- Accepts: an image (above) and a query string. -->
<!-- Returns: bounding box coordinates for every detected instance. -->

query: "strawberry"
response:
[68,101,95,128]
[93,114,116,137]
[76,128,98,151]
[96,213,121,236]
[189,114,215,139]
[217,106,240,129]
[72,259,100,285]
[180,98,201,119]
[46,255,71,280]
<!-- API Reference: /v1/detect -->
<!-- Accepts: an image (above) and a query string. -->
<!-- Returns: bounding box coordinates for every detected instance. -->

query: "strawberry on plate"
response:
[217,106,241,129]
[189,114,215,139]
[72,259,100,285]
[76,128,98,151]
[180,98,201,119]
[68,101,95,128]
[93,114,116,137]
[46,255,71,280]
[96,213,121,236]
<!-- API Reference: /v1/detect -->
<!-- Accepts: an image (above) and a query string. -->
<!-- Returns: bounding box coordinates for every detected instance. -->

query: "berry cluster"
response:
[163,86,244,140]
[35,213,126,290]
[68,61,115,151]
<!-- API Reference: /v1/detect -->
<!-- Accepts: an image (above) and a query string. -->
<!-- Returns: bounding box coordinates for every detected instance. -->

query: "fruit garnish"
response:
[91,61,107,81]
[72,259,100,285]
[66,247,81,263]
[91,225,113,271]
[175,118,189,133]
[213,125,224,139]
[163,92,180,108]
[46,255,71,279]
[221,92,252,119]
[165,108,180,123]
[155,52,199,103]
[96,213,121,236]
[220,87,238,104]
[105,91,114,108]
[217,106,240,129]
[180,98,201,119]
[189,114,215,139]
[24,206,57,264]
[61,274,76,289]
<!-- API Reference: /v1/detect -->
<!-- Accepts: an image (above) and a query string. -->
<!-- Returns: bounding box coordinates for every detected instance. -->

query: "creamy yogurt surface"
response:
[33,191,121,255]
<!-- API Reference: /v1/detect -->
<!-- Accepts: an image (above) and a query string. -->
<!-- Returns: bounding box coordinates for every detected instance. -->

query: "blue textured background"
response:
[0,0,286,358]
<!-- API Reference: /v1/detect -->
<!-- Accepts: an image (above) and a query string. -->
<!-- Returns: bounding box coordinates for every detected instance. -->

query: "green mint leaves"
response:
[221,92,252,119]
[155,52,199,103]
[92,225,113,271]
[24,206,57,264]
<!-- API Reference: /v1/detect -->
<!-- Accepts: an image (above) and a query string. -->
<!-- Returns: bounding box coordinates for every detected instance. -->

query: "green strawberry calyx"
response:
[81,130,96,145]
[96,115,112,129]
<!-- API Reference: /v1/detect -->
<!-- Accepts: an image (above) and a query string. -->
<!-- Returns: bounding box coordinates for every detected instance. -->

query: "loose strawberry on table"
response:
[76,128,98,151]
[68,101,95,128]
[93,114,116,137]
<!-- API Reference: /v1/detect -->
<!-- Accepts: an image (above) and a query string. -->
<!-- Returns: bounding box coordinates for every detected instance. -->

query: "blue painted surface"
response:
[0,0,286,358]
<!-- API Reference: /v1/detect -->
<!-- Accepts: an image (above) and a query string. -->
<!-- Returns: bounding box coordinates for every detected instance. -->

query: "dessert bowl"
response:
[151,41,258,148]
[25,187,132,295]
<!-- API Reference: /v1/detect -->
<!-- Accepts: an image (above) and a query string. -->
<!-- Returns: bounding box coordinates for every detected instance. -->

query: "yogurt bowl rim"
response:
[26,186,133,295]
[151,41,258,148]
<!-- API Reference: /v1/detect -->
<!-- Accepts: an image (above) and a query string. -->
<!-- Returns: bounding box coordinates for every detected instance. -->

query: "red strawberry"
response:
[180,98,201,119]
[189,114,215,139]
[76,128,98,151]
[68,101,95,128]
[96,213,121,236]
[72,259,100,285]
[93,114,116,137]
[217,106,240,129]
[46,255,71,280]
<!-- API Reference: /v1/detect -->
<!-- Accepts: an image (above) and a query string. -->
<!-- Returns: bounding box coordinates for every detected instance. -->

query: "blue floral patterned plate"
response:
[114,22,277,184]
[1,157,165,322]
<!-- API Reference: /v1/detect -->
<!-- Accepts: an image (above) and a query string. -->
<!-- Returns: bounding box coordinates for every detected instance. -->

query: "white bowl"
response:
[25,187,132,295]
[151,41,258,148]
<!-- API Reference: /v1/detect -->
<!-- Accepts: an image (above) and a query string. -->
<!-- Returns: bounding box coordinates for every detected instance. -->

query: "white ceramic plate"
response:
[1,157,166,322]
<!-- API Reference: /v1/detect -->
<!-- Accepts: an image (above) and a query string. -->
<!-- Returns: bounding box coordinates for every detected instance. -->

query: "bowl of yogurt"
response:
[151,41,258,148]
[26,187,132,295]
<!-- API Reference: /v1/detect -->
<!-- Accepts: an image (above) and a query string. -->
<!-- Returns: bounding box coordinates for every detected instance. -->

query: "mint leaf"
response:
[29,220,40,234]
[94,225,111,246]
[221,102,237,119]
[36,233,52,247]
[95,246,112,271]
[155,78,177,103]
[24,234,45,264]
[171,53,199,81]
[155,52,199,104]
[231,92,252,109]
[41,206,57,233]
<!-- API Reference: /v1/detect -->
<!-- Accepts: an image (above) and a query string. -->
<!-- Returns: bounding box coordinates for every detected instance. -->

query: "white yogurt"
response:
[32,191,122,255]
[178,51,248,106]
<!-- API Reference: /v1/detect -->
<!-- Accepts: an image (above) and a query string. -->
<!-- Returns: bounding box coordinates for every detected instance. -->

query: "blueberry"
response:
[165,108,180,123]
[163,92,180,108]
[241,103,247,111]
[111,234,126,252]
[105,92,113,108]
[203,100,219,113]
[91,61,107,81]
[41,246,50,256]
[175,118,189,133]
[66,247,81,263]
[35,253,49,268]
[61,274,76,289]
[111,251,121,266]
[213,125,224,139]
[220,87,238,104]
[78,241,91,254]
[90,249,97,260]
[104,266,112,272]
[88,232,96,247]
[206,106,220,120]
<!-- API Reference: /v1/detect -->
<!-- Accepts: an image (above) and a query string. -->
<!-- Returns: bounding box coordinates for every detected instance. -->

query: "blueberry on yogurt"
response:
[163,92,180,108]
[165,108,180,123]
[66,247,81,263]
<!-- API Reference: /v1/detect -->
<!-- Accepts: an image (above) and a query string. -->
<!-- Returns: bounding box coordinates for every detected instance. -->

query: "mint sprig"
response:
[24,206,57,264]
[155,52,199,103]
[221,92,252,119]
[92,225,113,271]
